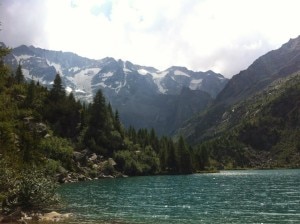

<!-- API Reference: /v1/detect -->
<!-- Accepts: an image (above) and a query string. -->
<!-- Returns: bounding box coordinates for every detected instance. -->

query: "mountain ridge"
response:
[216,35,300,105]
[178,35,300,144]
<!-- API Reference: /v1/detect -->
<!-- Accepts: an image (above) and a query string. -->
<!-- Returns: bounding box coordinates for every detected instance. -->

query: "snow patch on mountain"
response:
[92,82,107,89]
[47,60,63,74]
[138,69,150,76]
[65,86,73,93]
[69,67,80,73]
[102,72,113,78]
[15,55,32,62]
[189,79,203,90]
[21,68,30,79]
[174,70,190,77]
[152,71,168,79]
[75,89,86,93]
[69,68,101,93]
[153,78,167,94]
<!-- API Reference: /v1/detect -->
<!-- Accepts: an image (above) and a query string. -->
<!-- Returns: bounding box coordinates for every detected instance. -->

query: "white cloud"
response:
[1,0,300,77]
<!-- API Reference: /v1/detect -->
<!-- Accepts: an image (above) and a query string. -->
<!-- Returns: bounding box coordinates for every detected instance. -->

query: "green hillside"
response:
[194,73,300,169]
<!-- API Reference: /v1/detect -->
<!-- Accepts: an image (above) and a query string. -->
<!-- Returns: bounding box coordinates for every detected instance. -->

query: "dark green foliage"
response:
[1,167,59,214]
[39,136,73,169]
[165,139,178,172]
[176,136,193,174]
[114,146,160,175]
[192,145,210,171]
[238,120,280,151]
[24,80,35,107]
[193,73,300,169]
[114,109,124,136]
[49,73,65,101]
[44,74,81,139]
[84,89,113,155]
[15,63,25,84]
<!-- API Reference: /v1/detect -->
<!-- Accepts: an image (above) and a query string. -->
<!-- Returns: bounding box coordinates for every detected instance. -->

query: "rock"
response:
[80,148,91,156]
[16,94,26,101]
[115,173,128,178]
[89,153,97,161]
[108,158,117,166]
[78,174,86,181]
[57,165,67,174]
[23,116,34,123]
[73,151,84,161]
[92,164,99,170]
[99,174,114,179]
[35,122,47,135]
[39,211,72,222]
[44,133,51,138]
[20,212,32,221]
[57,173,67,183]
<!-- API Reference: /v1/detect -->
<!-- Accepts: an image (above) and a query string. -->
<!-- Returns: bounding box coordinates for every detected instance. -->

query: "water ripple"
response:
[59,169,300,224]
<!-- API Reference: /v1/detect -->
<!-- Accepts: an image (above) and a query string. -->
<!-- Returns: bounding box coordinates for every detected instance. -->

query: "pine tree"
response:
[165,139,178,172]
[150,128,159,152]
[127,126,137,143]
[15,63,25,84]
[114,109,123,135]
[49,73,65,101]
[25,80,35,107]
[84,89,111,155]
[177,136,193,174]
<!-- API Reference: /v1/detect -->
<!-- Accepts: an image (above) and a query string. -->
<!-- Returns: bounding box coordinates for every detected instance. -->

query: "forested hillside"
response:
[193,73,300,169]
[175,36,300,169]
[179,36,300,143]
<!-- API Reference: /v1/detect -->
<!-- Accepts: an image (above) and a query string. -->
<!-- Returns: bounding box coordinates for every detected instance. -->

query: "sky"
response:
[1,0,300,78]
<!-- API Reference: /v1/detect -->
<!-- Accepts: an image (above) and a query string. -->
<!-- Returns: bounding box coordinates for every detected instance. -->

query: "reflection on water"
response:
[59,169,300,224]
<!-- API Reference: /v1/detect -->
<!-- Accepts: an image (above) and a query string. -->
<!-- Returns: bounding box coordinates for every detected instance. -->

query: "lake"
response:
[58,169,300,223]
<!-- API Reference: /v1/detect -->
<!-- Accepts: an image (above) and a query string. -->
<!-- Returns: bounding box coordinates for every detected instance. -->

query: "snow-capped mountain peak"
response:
[4,44,228,135]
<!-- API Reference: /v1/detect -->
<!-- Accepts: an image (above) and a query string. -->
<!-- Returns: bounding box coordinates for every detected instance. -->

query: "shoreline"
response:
[0,211,73,224]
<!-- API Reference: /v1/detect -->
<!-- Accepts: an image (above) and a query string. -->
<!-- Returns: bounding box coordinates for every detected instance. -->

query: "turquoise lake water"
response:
[58,169,300,223]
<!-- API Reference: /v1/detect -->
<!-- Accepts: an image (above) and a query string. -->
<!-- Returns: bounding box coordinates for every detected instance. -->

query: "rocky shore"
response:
[57,148,128,184]
[0,149,128,223]
[1,211,72,223]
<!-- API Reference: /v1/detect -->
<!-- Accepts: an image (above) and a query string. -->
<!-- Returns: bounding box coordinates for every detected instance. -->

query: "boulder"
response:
[89,153,97,161]
[38,211,72,222]
[108,158,117,166]
[73,151,84,161]
[80,149,91,157]
[78,174,86,181]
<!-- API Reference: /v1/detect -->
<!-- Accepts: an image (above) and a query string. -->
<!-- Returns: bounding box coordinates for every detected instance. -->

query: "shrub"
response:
[1,167,59,214]
[39,136,73,169]
[114,146,160,175]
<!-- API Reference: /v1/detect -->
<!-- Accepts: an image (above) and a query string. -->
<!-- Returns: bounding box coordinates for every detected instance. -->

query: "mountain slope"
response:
[4,44,228,135]
[216,35,300,105]
[179,35,300,142]
[197,73,300,168]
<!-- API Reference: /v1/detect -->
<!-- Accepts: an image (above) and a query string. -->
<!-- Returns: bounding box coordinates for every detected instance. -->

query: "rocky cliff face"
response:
[4,44,227,135]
